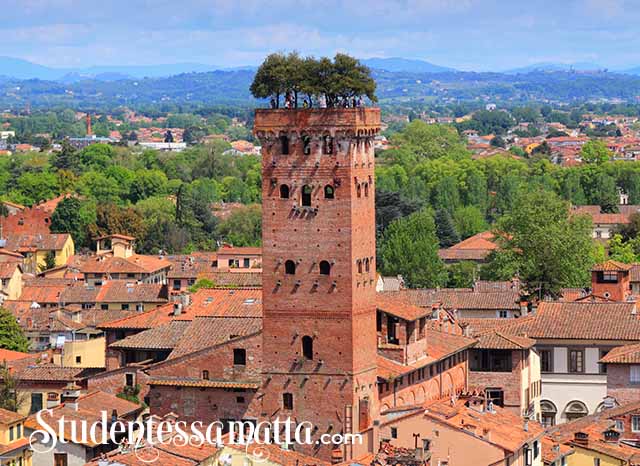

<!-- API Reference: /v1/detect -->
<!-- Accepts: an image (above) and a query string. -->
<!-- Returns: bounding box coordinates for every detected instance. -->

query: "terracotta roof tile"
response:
[381,289,520,311]
[376,293,432,321]
[592,260,632,272]
[0,348,32,363]
[168,316,262,358]
[438,231,498,261]
[110,321,191,350]
[217,246,262,255]
[541,437,573,465]
[502,302,640,341]
[80,254,171,275]
[197,271,262,287]
[60,281,167,304]
[0,408,25,425]
[0,262,20,279]
[98,302,177,330]
[20,365,102,382]
[183,288,262,319]
[631,264,640,282]
[475,331,536,350]
[600,342,640,363]
[148,377,260,389]
[3,233,70,251]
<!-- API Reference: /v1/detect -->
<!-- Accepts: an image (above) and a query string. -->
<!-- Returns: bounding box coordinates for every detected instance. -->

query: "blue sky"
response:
[4,0,640,70]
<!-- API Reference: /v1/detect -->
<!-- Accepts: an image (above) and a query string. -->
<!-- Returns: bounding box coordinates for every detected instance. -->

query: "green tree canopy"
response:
[487,189,596,297]
[378,208,447,288]
[0,309,29,352]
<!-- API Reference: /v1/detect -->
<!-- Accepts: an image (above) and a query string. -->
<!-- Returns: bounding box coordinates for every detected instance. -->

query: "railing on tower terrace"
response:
[254,107,381,134]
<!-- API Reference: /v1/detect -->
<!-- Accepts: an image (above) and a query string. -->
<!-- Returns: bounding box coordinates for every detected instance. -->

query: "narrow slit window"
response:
[302,185,312,206]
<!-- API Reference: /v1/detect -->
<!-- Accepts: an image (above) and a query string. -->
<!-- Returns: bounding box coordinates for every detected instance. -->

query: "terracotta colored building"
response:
[255,108,381,460]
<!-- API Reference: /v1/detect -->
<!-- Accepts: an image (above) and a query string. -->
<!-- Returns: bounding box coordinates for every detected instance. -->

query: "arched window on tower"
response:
[356,184,362,198]
[324,185,335,199]
[357,260,363,274]
[280,184,290,199]
[285,260,296,275]
[302,335,313,360]
[319,260,331,275]
[364,258,370,272]
[323,135,333,155]
[301,185,312,206]
[364,183,369,197]
[280,135,289,155]
[302,135,311,155]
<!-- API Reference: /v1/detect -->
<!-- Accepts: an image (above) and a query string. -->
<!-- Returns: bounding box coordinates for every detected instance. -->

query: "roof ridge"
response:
[495,331,530,348]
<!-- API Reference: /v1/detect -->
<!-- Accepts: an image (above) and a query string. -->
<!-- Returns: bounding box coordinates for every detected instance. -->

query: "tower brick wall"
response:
[254,108,380,460]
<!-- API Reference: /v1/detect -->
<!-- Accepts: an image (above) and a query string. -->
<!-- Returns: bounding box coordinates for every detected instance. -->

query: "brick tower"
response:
[254,108,381,460]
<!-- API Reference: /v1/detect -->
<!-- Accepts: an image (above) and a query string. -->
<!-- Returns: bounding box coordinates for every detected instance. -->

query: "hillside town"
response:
[6,12,640,463]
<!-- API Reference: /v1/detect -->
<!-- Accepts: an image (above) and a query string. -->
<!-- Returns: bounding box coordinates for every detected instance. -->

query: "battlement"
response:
[254,107,381,135]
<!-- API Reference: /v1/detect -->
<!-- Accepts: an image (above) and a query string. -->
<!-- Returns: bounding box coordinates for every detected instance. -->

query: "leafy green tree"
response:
[51,139,79,172]
[453,206,488,239]
[50,197,97,248]
[88,204,147,241]
[391,122,470,160]
[215,204,262,247]
[0,362,25,412]
[0,309,29,352]
[435,209,460,247]
[488,189,596,297]
[447,261,478,288]
[608,234,637,263]
[378,209,447,288]
[16,171,59,205]
[375,190,421,237]
[581,140,611,164]
[129,170,168,203]
[490,136,506,148]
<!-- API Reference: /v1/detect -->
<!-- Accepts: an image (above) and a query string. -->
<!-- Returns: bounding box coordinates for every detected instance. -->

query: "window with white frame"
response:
[632,415,640,432]
[631,365,640,384]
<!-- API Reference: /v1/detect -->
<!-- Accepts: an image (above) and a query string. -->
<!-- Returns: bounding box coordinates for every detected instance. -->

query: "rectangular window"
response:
[568,349,584,373]
[121,304,130,311]
[600,349,610,374]
[233,348,246,365]
[16,423,21,438]
[75,356,81,364]
[498,310,508,318]
[100,304,108,310]
[602,271,618,282]
[593,458,600,466]
[125,373,135,387]
[540,349,553,372]
[173,280,182,290]
[632,415,640,432]
[631,365,640,384]
[615,419,624,431]
[283,393,293,410]
[470,349,512,372]
[9,426,14,441]
[390,427,398,439]
[243,258,250,268]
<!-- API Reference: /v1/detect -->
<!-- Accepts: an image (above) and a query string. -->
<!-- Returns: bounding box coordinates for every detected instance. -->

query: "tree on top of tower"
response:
[250,52,377,108]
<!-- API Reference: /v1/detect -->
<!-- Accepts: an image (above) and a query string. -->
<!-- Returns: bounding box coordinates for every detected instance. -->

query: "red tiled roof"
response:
[495,302,640,341]
[110,321,191,350]
[20,365,101,382]
[438,231,498,261]
[0,408,25,425]
[0,261,21,279]
[80,254,171,275]
[60,281,167,304]
[381,289,520,311]
[217,245,262,256]
[592,260,632,272]
[3,233,70,251]
[98,302,177,330]
[0,348,31,363]
[376,293,432,321]
[599,342,640,364]
[168,316,262,358]
[184,288,262,319]
[148,377,260,389]
[475,331,536,350]
[197,271,262,287]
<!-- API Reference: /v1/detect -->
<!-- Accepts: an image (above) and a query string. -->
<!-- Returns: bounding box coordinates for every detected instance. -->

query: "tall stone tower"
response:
[254,108,381,460]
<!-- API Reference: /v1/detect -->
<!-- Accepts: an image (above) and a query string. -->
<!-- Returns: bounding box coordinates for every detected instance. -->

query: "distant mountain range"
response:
[5,55,640,81]
[361,57,455,73]
[0,56,256,81]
